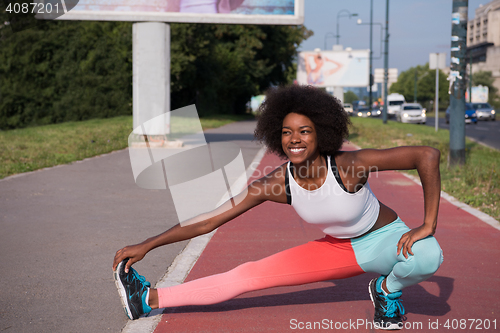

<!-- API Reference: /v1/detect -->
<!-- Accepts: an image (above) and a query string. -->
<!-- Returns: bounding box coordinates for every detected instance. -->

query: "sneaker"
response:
[368,276,406,330]
[114,258,152,320]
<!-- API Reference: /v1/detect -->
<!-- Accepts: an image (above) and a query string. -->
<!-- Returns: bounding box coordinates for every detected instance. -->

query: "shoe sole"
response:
[368,278,402,330]
[114,261,135,320]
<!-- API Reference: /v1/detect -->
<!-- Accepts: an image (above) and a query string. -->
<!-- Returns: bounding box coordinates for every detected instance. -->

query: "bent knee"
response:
[411,236,443,275]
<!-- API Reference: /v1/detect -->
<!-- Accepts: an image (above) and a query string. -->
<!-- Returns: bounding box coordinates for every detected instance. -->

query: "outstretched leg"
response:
[156,236,364,308]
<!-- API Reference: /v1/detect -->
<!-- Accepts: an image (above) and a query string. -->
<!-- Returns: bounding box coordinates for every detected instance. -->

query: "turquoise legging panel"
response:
[351,217,444,292]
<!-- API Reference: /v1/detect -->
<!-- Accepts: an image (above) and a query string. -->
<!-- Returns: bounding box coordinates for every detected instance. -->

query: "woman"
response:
[113,85,443,330]
[305,53,342,85]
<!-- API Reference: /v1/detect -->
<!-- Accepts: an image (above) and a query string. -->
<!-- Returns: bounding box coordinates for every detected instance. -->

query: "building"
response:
[467,0,500,93]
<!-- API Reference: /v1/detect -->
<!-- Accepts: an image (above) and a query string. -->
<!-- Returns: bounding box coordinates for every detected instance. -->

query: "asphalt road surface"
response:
[0,120,262,333]
[382,115,500,151]
[425,116,500,150]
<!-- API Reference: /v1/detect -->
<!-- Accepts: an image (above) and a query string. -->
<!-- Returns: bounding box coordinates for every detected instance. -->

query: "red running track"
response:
[154,145,500,333]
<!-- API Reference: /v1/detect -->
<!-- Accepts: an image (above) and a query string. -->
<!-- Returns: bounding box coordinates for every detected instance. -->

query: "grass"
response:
[0,114,254,179]
[348,117,500,221]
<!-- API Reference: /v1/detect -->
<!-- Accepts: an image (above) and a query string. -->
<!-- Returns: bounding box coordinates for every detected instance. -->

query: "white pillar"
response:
[333,86,344,104]
[133,22,170,135]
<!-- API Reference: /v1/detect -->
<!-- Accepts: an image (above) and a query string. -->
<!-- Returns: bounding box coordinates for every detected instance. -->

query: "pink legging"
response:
[157,218,443,308]
[158,236,364,308]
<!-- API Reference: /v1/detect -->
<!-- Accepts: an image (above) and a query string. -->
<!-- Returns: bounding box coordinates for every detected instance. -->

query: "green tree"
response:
[0,17,312,128]
[0,20,133,129]
[472,71,500,108]
[170,24,312,116]
[390,63,449,110]
[344,90,359,104]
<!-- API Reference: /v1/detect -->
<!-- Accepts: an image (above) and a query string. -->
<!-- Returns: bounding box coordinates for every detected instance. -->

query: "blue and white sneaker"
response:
[114,258,152,320]
[368,276,406,330]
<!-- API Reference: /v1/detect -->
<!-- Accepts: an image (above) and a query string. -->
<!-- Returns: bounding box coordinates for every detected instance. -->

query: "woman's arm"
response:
[350,146,441,258]
[113,164,289,272]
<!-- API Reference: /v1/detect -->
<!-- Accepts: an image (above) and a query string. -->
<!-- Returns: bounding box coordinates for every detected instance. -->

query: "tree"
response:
[0,20,133,129]
[170,23,312,116]
[344,91,359,104]
[0,9,312,129]
[389,63,449,110]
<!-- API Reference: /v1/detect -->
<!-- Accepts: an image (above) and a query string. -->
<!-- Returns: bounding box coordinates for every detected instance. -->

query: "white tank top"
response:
[286,155,380,238]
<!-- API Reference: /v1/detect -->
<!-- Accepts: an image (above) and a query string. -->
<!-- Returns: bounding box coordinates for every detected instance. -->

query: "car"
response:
[371,108,382,117]
[354,106,372,117]
[396,103,426,124]
[469,102,496,121]
[387,93,406,118]
[445,103,478,124]
[343,103,354,115]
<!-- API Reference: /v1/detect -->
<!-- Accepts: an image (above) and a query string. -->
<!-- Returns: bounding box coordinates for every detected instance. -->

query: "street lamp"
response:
[382,0,390,124]
[355,0,378,113]
[336,10,358,45]
[357,17,384,114]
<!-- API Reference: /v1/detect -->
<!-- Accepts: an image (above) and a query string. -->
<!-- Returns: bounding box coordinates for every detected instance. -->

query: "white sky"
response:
[299,0,487,73]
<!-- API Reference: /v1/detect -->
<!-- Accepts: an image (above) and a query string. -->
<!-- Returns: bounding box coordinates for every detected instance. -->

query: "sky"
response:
[299,0,487,75]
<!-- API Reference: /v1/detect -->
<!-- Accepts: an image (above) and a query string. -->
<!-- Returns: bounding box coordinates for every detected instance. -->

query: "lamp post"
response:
[336,10,358,45]
[382,0,390,124]
[449,0,468,166]
[357,0,383,113]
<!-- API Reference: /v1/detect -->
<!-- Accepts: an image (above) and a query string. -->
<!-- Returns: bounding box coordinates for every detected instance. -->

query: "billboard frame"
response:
[41,0,304,25]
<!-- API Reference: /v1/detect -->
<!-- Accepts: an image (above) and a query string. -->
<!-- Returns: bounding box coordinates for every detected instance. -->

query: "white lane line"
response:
[121,146,267,333]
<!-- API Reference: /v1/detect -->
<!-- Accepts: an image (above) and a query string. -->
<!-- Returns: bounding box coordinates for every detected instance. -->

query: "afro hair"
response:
[254,85,351,159]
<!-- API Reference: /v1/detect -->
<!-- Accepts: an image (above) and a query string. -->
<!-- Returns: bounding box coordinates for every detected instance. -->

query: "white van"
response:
[387,93,406,117]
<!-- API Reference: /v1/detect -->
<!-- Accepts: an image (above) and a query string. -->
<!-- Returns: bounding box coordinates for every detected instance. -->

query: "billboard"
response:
[36,0,304,25]
[297,49,370,88]
[466,85,489,103]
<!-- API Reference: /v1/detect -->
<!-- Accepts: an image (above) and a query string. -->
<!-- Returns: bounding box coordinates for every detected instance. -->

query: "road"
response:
[425,116,500,150]
[381,115,500,150]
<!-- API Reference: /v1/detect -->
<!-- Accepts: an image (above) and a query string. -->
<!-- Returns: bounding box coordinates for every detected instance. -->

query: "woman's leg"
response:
[157,236,365,308]
[351,217,443,329]
[351,217,443,293]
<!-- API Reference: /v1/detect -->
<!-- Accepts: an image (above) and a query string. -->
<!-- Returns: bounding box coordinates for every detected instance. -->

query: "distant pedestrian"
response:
[113,85,443,330]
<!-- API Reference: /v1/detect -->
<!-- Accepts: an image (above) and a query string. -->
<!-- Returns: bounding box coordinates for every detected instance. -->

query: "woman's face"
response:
[281,112,319,164]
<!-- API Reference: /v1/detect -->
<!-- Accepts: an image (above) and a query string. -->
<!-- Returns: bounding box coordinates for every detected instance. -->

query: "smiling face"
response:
[281,112,320,165]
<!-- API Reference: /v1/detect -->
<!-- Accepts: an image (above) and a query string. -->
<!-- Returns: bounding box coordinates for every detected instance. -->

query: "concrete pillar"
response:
[133,22,171,135]
[333,86,344,104]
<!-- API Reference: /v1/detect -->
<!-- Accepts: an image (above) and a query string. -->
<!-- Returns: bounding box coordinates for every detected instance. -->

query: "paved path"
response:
[150,143,500,333]
[0,120,262,333]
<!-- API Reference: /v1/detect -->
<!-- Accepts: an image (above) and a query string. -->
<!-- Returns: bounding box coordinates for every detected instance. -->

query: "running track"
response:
[153,143,500,333]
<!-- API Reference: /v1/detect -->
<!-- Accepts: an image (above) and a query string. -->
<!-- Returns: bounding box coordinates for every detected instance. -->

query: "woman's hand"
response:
[397,224,435,259]
[113,243,149,273]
